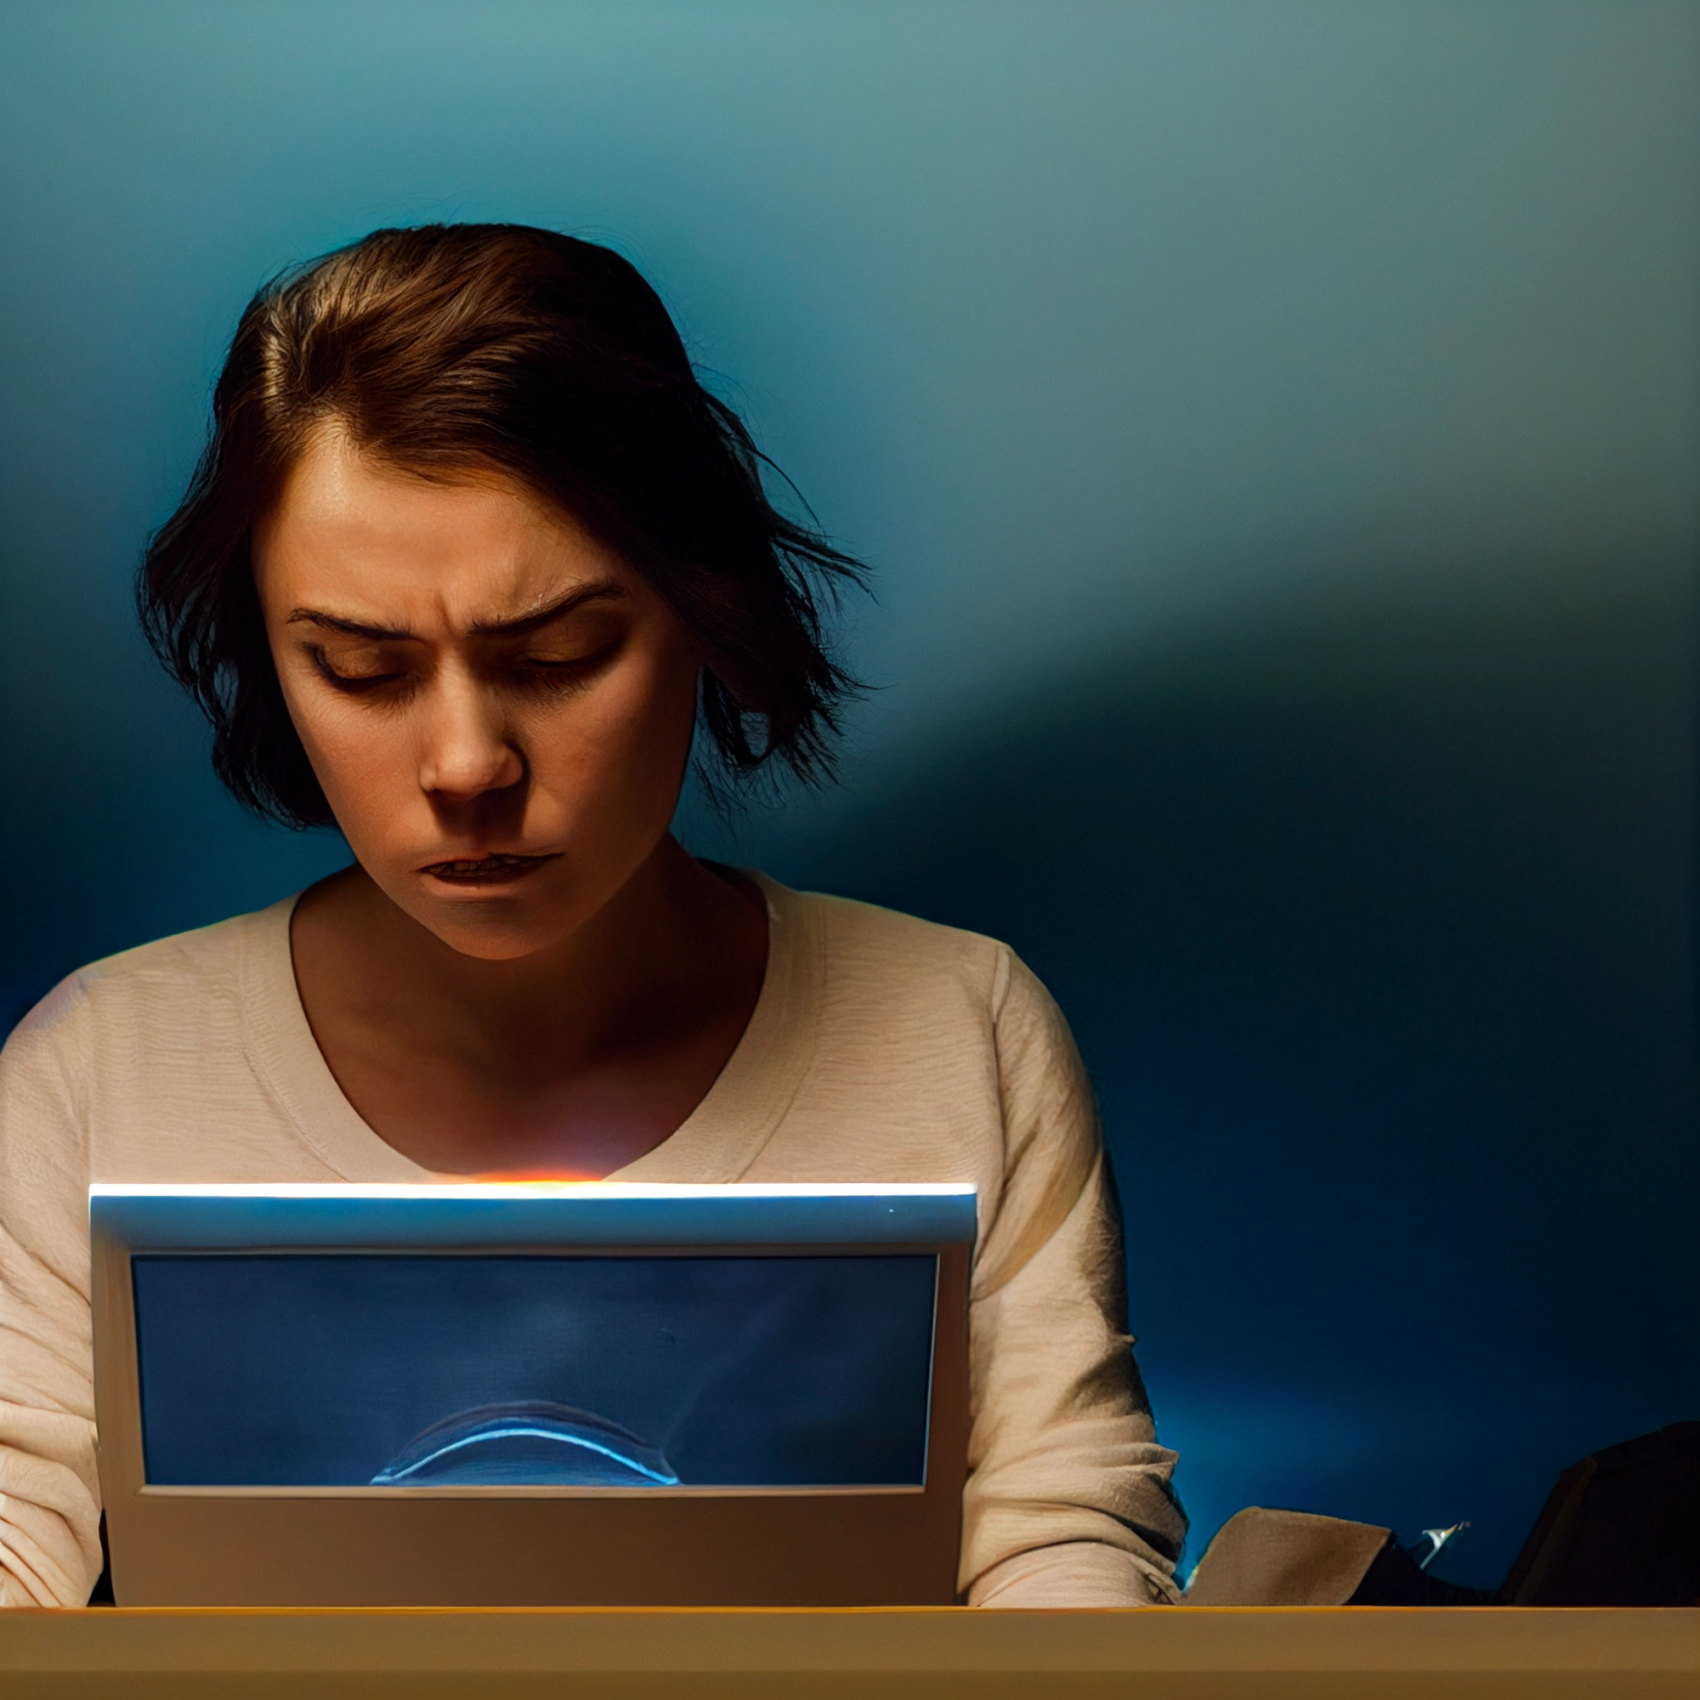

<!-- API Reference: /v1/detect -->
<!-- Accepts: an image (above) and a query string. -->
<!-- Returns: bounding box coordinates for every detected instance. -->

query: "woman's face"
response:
[253,429,702,961]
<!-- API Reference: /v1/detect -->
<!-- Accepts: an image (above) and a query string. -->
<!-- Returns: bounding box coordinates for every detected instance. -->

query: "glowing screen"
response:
[132,1253,936,1489]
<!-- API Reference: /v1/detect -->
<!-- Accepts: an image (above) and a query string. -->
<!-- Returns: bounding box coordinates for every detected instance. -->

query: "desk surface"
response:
[1,1606,1694,1699]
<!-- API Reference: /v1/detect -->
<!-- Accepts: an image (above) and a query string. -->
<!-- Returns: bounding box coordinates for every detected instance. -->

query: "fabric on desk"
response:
[0,875,1184,1608]
[1181,1508,1392,1606]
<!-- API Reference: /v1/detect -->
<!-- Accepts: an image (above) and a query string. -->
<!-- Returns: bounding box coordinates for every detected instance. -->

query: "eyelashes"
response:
[518,655,605,694]
[303,642,620,698]
[306,647,406,693]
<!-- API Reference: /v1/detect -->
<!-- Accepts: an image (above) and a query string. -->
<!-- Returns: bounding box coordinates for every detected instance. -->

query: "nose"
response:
[416,667,524,800]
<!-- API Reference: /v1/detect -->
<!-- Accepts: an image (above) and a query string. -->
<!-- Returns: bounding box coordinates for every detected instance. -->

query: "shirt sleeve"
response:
[0,981,104,1608]
[959,950,1186,1607]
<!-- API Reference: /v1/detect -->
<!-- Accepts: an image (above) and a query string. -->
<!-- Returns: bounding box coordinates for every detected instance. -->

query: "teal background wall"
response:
[2,1,1695,1587]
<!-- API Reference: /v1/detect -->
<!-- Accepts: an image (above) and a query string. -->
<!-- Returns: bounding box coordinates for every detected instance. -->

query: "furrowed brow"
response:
[467,582,627,638]
[284,583,627,644]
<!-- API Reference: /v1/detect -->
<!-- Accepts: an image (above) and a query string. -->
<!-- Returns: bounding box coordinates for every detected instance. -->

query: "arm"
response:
[0,982,104,1607]
[960,953,1186,1607]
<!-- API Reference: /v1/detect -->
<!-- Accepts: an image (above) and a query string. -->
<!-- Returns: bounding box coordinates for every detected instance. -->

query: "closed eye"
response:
[306,645,410,692]
[512,635,624,688]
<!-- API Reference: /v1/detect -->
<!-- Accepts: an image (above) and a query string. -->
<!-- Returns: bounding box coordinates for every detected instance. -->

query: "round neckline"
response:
[236,871,823,1183]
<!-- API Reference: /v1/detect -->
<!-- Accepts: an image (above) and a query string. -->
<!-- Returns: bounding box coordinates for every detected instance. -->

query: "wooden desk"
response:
[1,1606,1693,1698]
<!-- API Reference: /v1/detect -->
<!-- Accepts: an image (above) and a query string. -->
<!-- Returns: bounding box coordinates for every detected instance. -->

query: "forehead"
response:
[255,429,630,623]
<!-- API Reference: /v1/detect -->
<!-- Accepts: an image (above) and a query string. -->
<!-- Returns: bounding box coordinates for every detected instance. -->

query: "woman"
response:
[0,224,1184,1608]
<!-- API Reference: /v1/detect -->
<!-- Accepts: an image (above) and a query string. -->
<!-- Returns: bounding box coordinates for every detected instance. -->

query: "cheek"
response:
[529,648,699,814]
[276,672,412,827]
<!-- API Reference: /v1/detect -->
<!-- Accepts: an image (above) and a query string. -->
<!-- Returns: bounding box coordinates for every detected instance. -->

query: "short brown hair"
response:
[139,223,864,827]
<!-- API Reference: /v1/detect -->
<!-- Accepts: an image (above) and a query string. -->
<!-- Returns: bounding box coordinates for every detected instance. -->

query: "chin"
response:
[417,899,574,962]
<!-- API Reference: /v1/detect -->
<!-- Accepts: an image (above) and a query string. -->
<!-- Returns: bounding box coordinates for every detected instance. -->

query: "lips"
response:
[419,852,558,885]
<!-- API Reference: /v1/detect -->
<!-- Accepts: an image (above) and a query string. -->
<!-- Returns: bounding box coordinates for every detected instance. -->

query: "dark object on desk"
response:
[1347,1534,1498,1605]
[1351,1419,1700,1606]
[1186,1420,1699,1607]
[1499,1420,1700,1606]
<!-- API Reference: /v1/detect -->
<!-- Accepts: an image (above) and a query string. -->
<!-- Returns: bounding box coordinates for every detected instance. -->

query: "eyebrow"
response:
[286,581,628,642]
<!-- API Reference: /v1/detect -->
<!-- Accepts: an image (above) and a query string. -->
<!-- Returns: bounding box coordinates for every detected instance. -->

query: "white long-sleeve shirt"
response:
[0,876,1184,1607]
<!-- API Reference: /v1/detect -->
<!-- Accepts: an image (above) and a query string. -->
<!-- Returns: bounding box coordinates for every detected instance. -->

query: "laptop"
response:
[89,1181,974,1607]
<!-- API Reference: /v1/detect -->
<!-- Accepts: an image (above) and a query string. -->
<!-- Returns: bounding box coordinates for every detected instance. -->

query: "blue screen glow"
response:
[132,1253,937,1489]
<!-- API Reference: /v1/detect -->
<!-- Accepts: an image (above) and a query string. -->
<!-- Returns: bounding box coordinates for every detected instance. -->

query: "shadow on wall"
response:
[711,543,1699,1589]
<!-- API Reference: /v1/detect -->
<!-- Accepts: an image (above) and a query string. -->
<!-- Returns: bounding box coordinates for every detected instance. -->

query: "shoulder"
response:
[8,899,294,1050]
[767,879,1018,1012]
[760,878,1072,1065]
[0,901,292,1196]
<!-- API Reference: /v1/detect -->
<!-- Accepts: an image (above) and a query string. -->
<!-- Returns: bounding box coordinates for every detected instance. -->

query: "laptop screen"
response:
[132,1251,938,1491]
